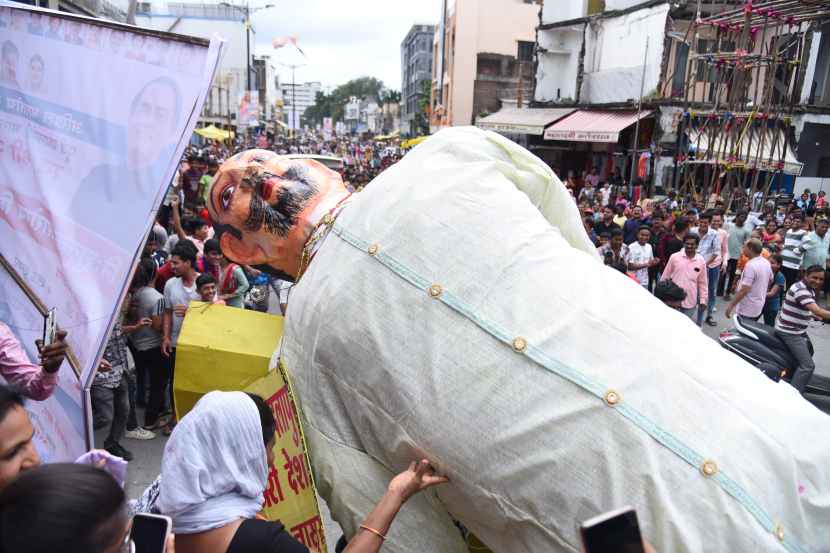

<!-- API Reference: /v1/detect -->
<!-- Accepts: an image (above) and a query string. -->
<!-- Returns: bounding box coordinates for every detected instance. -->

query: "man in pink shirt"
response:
[661,234,708,325]
[725,239,773,321]
[0,322,69,401]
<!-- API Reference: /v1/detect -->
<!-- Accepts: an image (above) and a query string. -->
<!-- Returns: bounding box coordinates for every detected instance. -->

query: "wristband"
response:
[359,524,386,541]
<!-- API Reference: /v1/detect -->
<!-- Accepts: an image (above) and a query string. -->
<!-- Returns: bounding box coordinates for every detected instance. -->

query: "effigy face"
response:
[207,149,346,278]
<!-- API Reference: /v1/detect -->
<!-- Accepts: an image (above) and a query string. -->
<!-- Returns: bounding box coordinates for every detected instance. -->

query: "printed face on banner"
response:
[0,4,219,459]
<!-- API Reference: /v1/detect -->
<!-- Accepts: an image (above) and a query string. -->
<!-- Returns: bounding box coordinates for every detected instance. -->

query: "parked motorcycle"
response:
[718,315,830,402]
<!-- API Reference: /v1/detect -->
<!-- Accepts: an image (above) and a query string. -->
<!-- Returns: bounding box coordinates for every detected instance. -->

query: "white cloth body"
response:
[157,391,267,534]
[282,127,830,553]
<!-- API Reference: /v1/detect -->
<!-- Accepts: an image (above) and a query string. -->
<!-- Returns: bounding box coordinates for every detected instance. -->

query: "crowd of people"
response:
[175,132,403,208]
[577,175,830,392]
[1,132,828,553]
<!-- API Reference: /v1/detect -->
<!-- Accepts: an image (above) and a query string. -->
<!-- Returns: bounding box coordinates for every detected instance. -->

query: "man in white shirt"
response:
[599,183,611,207]
[161,239,201,425]
[693,211,721,326]
[627,226,655,287]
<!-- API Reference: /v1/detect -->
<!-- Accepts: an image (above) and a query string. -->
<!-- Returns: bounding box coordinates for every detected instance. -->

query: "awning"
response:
[543,110,653,143]
[194,124,234,140]
[476,107,575,136]
[687,128,803,176]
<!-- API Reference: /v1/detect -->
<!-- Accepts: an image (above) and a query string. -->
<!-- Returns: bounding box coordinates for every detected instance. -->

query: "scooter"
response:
[718,315,830,400]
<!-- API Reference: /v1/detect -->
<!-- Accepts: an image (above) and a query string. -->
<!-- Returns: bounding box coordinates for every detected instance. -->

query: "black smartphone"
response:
[130,513,172,553]
[580,506,647,553]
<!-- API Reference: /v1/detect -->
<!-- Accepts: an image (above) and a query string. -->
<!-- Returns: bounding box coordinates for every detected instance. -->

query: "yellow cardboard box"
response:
[174,302,327,553]
[174,301,283,418]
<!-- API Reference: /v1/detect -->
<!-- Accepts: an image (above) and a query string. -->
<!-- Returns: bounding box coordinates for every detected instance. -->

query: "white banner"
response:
[0,3,223,461]
[345,101,359,121]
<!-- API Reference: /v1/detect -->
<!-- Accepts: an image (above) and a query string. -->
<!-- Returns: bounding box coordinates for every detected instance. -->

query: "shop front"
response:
[475,105,575,153]
[541,109,655,187]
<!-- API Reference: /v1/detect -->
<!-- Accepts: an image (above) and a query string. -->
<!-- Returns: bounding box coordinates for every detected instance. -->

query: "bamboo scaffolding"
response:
[671,0,817,205]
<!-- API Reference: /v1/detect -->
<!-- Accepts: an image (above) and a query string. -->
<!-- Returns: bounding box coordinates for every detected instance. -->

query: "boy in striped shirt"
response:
[780,215,808,290]
[775,265,830,392]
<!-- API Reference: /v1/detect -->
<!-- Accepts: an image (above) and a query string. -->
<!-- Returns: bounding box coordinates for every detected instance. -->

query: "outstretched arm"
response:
[305,424,467,553]
[170,197,187,241]
[344,460,448,553]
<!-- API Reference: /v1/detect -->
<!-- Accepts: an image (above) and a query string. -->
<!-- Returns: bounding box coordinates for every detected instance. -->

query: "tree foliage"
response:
[303,76,400,127]
[412,79,431,135]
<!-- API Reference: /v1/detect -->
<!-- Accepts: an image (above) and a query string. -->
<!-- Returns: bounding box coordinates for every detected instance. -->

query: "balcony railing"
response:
[166,2,239,18]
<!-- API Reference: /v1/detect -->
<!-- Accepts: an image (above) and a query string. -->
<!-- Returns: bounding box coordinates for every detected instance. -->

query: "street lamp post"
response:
[245,16,251,91]
[220,1,275,92]
[279,62,306,145]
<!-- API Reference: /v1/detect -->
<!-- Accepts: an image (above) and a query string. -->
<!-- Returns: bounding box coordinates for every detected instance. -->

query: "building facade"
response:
[136,0,270,131]
[529,0,830,198]
[13,0,126,20]
[284,81,321,130]
[430,0,540,131]
[400,23,435,136]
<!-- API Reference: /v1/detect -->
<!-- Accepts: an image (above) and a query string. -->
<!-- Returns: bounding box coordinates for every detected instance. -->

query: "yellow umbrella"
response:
[401,135,428,149]
[195,125,235,140]
[375,130,401,141]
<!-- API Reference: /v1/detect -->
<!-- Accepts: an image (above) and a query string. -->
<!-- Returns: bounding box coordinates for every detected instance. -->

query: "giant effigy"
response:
[208,127,829,553]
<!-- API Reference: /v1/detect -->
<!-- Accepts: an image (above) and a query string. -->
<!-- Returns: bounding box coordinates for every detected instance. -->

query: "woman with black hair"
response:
[654,279,687,310]
[0,463,148,553]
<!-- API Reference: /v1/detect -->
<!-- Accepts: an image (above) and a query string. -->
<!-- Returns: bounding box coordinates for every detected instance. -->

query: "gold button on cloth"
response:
[322,213,333,225]
[603,390,621,406]
[774,524,785,542]
[511,337,527,353]
[428,284,443,298]
[367,244,379,255]
[700,459,718,477]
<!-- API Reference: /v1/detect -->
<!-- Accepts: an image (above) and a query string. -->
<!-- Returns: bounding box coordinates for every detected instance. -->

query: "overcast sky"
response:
[251,0,441,92]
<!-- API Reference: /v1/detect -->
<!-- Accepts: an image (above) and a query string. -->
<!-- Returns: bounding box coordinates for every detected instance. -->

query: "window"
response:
[671,41,689,98]
[695,39,714,81]
[136,1,151,14]
[518,41,534,62]
[695,39,735,82]
[771,33,801,103]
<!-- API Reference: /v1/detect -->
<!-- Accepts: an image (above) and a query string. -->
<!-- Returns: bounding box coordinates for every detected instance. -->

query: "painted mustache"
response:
[242,166,318,237]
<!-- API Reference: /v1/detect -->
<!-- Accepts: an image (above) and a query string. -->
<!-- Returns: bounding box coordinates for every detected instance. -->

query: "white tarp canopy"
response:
[687,128,803,176]
[476,107,575,136]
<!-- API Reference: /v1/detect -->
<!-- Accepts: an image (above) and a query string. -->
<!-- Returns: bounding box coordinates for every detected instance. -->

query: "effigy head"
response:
[207,149,346,280]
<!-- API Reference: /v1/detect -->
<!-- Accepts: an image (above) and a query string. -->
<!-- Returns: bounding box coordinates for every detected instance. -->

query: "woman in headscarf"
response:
[145,390,445,553]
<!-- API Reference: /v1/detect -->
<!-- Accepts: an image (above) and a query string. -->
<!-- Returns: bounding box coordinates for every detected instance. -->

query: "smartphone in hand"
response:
[131,513,172,553]
[42,308,56,348]
[580,506,647,553]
